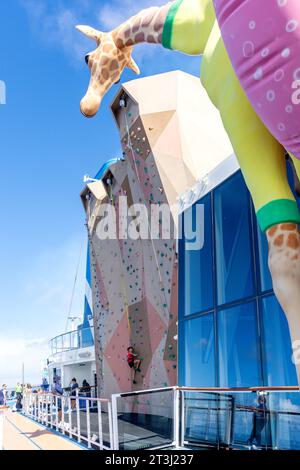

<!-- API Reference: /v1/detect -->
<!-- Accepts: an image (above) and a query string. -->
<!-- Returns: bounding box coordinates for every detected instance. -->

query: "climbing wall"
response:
[81,71,233,398]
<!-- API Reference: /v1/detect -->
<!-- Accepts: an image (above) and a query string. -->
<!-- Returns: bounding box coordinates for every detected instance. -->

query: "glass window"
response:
[256,223,273,292]
[261,295,297,386]
[218,301,262,387]
[214,172,255,305]
[184,314,216,387]
[182,196,214,316]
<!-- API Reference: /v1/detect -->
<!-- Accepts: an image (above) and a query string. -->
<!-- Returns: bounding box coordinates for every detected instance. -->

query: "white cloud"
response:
[97,0,167,31]
[0,236,86,388]
[20,0,178,66]
[0,336,48,388]
[20,0,94,64]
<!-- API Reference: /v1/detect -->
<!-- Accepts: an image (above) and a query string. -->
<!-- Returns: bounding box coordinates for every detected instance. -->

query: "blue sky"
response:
[0,0,200,386]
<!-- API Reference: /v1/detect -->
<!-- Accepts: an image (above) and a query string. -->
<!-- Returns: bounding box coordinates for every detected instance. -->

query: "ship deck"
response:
[3,410,82,451]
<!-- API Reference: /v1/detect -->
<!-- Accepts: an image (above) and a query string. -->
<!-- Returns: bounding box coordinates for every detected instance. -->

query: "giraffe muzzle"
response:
[80,93,102,118]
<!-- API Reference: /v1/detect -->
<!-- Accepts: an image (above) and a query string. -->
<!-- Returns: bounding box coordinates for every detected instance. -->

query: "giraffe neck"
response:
[112,3,172,49]
[267,222,300,381]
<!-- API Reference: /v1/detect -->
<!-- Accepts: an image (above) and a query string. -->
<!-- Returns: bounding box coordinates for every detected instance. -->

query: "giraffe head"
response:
[76,25,140,118]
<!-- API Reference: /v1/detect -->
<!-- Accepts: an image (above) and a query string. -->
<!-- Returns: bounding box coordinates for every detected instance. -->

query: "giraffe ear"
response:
[76,25,102,44]
[127,57,141,75]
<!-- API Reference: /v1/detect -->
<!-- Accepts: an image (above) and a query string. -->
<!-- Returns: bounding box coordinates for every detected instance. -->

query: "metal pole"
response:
[76,391,81,443]
[86,398,91,449]
[61,396,65,435]
[97,401,103,450]
[180,390,185,447]
[68,397,72,439]
[0,407,5,450]
[173,388,180,448]
[111,394,119,450]
[22,363,25,394]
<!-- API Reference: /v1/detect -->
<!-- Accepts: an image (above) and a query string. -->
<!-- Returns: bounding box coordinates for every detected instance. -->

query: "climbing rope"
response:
[64,236,85,333]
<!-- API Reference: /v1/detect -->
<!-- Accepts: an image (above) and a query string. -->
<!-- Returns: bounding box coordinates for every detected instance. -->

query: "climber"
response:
[127,347,142,385]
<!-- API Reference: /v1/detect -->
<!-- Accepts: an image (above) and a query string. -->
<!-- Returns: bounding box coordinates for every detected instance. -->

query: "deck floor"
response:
[3,411,82,451]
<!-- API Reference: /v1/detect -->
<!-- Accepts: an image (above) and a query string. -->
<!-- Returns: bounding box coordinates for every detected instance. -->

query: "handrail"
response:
[33,391,110,403]
[49,329,80,344]
[22,391,113,450]
[178,386,299,392]
[114,385,299,398]
[49,327,94,355]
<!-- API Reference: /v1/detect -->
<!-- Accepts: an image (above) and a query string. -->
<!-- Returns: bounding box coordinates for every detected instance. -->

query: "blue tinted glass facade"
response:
[184,314,216,387]
[218,302,261,387]
[182,196,213,316]
[179,168,298,388]
[214,173,255,305]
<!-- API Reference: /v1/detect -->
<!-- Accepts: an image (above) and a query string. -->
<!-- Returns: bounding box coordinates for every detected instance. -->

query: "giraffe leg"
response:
[267,223,300,385]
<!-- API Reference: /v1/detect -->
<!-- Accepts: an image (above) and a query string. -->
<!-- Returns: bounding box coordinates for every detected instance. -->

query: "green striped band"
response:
[257,199,300,232]
[162,0,184,49]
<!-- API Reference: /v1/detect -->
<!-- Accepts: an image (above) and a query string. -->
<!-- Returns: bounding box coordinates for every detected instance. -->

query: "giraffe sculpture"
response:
[77,0,300,385]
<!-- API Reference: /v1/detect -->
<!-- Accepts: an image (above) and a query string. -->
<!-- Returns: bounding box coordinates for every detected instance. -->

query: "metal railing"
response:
[22,386,300,451]
[49,328,94,356]
[111,386,300,451]
[0,406,9,450]
[23,391,113,450]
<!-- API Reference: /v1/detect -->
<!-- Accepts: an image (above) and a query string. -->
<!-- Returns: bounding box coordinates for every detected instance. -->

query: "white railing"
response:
[23,392,113,450]
[49,327,94,356]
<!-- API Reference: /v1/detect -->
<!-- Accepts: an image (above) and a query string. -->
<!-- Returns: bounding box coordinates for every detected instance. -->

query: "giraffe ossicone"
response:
[76,25,140,118]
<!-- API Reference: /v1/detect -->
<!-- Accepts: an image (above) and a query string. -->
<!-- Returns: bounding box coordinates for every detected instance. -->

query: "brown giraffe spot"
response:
[101,56,109,66]
[154,9,167,31]
[125,38,134,46]
[109,60,119,71]
[132,20,141,34]
[267,225,278,237]
[115,38,124,48]
[281,223,297,231]
[135,32,145,43]
[291,254,298,260]
[154,22,164,33]
[124,28,131,39]
[147,34,156,43]
[274,234,284,247]
[102,69,109,80]
[287,233,300,250]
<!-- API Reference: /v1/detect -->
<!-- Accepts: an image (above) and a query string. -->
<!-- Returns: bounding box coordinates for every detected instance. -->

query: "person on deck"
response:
[52,378,64,422]
[70,378,79,409]
[127,347,142,385]
[0,387,5,406]
[82,380,91,398]
[15,383,22,399]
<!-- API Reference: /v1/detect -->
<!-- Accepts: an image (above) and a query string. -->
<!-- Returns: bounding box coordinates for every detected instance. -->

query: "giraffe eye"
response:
[85,54,90,65]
